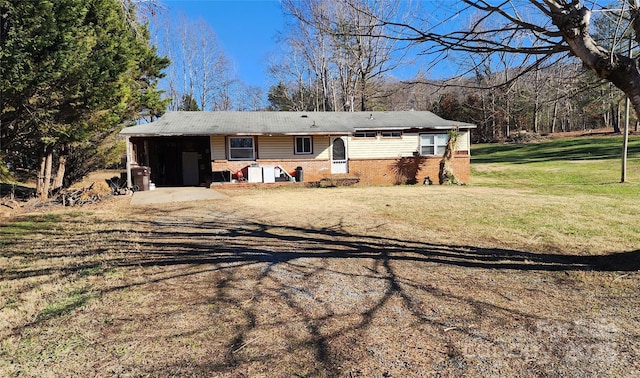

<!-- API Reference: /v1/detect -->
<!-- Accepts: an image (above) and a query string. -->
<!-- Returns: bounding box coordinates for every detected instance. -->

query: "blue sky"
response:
[154,0,474,94]
[160,0,285,90]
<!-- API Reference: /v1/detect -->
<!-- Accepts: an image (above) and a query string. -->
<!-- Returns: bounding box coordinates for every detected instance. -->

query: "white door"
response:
[182,151,199,185]
[331,137,348,174]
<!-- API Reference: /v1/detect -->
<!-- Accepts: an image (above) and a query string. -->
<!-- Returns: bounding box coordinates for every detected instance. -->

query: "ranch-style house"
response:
[119,111,475,188]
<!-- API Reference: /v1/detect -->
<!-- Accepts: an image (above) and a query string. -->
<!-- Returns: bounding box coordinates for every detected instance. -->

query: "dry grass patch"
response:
[1,186,639,377]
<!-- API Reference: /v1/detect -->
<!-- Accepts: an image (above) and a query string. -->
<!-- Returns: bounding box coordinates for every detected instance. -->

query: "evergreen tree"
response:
[177,94,200,111]
[0,0,168,196]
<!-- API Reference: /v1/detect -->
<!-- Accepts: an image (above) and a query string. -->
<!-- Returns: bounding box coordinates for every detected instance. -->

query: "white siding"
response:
[210,131,468,161]
[257,136,292,159]
[313,137,331,159]
[211,135,226,160]
[458,131,470,151]
[257,135,330,160]
[347,131,470,159]
[348,133,420,159]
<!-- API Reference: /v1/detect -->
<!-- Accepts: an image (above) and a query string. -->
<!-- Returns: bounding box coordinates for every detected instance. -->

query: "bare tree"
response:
[352,0,640,120]
[267,35,323,111]
[235,84,266,111]
[279,1,336,111]
[276,0,415,111]
[118,0,162,30]
[151,13,237,111]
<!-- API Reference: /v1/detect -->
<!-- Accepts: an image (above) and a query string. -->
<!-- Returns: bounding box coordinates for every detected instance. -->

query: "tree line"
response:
[148,0,630,144]
[265,0,638,143]
[3,0,639,195]
[334,60,630,143]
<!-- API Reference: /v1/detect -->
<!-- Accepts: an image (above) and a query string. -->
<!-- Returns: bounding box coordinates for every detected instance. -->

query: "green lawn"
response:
[471,134,640,196]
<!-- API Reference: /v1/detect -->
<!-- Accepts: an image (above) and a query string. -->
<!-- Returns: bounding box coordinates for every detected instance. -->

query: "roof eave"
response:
[121,131,352,137]
[352,124,477,131]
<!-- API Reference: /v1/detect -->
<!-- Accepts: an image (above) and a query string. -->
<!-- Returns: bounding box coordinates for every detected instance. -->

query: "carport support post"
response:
[125,136,133,189]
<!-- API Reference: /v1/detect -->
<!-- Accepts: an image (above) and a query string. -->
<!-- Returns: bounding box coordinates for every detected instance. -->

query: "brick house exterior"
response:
[120,111,475,187]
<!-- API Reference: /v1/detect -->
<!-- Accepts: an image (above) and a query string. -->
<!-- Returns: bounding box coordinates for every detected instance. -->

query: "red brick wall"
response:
[211,156,470,185]
[348,156,470,185]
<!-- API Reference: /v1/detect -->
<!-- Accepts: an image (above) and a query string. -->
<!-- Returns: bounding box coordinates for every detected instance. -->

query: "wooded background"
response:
[3,0,639,196]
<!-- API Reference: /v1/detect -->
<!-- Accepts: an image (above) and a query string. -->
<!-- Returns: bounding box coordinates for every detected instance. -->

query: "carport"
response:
[127,136,211,187]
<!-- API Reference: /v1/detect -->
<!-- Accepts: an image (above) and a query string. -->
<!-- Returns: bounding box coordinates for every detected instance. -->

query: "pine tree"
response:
[0,0,168,197]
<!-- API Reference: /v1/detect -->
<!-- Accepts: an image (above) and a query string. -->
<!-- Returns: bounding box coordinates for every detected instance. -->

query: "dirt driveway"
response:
[1,186,638,377]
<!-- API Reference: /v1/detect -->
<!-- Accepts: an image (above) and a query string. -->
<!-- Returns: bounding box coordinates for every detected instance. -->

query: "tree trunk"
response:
[439,131,460,185]
[36,145,53,199]
[550,3,640,120]
[614,103,621,133]
[360,74,366,111]
[36,155,46,198]
[52,145,68,190]
[551,100,558,133]
[491,90,497,139]
[533,69,540,134]
[505,98,510,138]
[323,67,330,111]
[43,151,53,198]
[480,90,488,140]
[532,95,539,134]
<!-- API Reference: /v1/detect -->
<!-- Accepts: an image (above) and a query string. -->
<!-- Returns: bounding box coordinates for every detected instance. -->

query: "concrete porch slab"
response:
[130,187,228,205]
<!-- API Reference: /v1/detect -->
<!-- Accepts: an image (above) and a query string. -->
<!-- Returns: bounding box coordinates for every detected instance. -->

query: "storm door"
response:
[331,137,348,174]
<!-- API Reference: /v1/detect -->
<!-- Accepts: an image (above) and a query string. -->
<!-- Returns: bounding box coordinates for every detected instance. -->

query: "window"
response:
[295,136,313,154]
[354,131,377,138]
[420,134,449,156]
[229,137,255,160]
[381,131,402,138]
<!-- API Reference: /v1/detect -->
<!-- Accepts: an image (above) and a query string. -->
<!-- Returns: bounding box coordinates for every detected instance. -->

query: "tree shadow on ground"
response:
[112,220,640,272]
[2,209,639,376]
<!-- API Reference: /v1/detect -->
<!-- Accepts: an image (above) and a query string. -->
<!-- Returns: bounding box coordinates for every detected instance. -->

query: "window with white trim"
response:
[420,134,449,156]
[295,136,313,154]
[229,137,255,160]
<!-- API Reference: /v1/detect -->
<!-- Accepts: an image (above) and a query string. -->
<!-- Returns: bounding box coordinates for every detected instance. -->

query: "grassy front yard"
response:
[1,135,639,376]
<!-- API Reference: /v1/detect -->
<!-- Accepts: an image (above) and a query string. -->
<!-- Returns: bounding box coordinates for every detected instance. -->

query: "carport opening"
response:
[130,136,211,187]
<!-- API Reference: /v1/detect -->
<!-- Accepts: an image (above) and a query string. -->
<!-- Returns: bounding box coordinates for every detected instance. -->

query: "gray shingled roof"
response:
[119,111,475,137]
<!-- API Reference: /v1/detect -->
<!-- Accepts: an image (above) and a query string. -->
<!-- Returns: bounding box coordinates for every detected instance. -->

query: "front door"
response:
[331,137,348,174]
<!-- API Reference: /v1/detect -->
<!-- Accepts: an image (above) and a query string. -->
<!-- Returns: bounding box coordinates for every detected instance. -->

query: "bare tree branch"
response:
[344,0,640,118]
